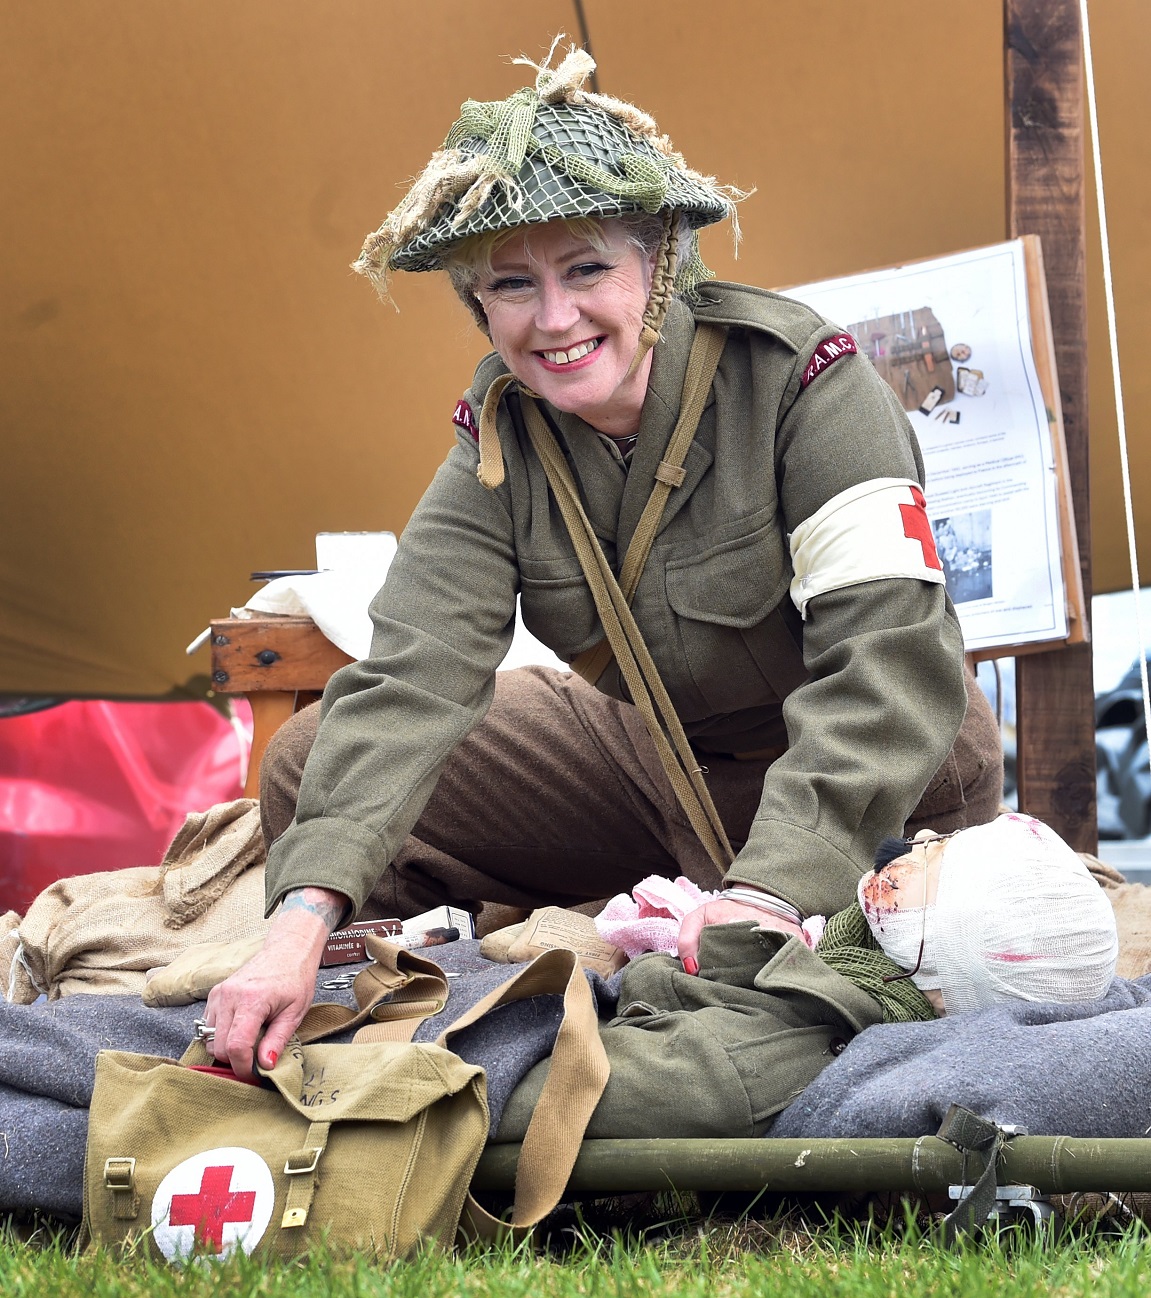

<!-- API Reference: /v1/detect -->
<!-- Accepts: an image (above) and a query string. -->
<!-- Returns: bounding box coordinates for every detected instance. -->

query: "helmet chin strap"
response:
[623,210,679,383]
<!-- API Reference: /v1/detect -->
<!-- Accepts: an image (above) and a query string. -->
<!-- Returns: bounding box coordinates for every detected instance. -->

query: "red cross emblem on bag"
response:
[151,1147,275,1262]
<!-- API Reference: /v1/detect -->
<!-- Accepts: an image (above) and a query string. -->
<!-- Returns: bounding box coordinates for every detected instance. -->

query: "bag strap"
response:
[179,941,454,1078]
[519,394,735,873]
[284,943,608,1236]
[441,946,609,1239]
[294,939,452,1045]
[346,941,453,1043]
[569,322,727,686]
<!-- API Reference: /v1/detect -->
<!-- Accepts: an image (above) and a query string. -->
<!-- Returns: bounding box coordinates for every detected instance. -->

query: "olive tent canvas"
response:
[3,0,1147,698]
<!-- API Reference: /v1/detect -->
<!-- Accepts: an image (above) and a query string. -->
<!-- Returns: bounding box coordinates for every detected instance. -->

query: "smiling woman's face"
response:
[474,218,656,438]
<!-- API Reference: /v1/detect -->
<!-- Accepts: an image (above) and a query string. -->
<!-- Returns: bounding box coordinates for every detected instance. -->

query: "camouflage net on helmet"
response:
[353,38,747,298]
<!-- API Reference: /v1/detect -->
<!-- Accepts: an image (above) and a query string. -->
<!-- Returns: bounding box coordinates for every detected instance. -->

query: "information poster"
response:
[787,241,1067,653]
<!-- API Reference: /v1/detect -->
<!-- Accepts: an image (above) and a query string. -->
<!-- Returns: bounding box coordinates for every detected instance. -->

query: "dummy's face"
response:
[860,830,951,913]
[859,829,953,1012]
[475,219,656,437]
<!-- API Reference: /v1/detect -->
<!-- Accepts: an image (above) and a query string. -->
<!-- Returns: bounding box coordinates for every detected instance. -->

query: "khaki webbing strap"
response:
[520,398,734,871]
[654,462,687,487]
[349,995,449,1044]
[443,947,609,1240]
[476,373,519,490]
[281,1119,331,1229]
[102,1156,140,1221]
[501,952,607,1226]
[291,939,451,1045]
[570,321,727,687]
[936,1104,1011,1244]
[351,940,450,1042]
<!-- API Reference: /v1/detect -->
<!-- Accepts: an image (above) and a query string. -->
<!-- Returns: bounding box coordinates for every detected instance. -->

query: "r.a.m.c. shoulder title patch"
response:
[452,398,478,441]
[800,333,858,389]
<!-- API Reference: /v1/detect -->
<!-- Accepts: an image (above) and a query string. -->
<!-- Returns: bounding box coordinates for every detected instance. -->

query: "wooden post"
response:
[1005,0,1097,851]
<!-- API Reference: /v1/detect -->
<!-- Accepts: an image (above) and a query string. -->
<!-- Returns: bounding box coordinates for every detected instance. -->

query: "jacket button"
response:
[829,1037,848,1056]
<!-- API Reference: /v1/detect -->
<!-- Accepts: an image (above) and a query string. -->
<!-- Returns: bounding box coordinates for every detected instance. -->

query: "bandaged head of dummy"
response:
[859,813,1118,1015]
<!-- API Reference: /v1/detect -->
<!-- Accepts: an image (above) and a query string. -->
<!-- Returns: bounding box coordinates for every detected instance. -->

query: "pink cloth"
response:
[595,875,718,958]
[596,874,828,960]
[802,915,827,949]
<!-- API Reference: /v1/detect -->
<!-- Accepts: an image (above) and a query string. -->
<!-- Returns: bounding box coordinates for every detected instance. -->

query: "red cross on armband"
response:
[898,485,943,570]
[787,478,948,618]
[168,1164,257,1253]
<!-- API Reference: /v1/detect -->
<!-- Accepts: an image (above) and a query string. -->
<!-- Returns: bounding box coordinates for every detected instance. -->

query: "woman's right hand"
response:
[676,893,802,973]
[203,885,348,1080]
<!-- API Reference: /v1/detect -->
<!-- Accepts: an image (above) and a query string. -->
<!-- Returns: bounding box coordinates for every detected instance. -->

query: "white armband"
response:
[788,477,946,619]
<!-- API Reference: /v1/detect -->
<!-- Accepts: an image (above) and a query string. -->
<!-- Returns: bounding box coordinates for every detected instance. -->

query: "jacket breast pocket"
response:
[664,514,805,713]
[665,514,790,627]
[517,555,601,659]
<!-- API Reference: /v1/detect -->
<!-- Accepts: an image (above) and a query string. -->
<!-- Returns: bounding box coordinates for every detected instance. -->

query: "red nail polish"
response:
[683,956,699,976]
[267,1051,278,1067]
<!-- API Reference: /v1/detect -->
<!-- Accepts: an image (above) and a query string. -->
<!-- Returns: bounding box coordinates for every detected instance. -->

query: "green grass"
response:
[4,1198,1151,1298]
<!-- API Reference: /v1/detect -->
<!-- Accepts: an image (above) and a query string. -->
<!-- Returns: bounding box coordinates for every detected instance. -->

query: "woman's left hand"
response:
[676,896,803,974]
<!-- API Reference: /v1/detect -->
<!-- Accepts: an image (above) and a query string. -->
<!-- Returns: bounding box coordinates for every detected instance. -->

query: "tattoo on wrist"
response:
[279,888,346,931]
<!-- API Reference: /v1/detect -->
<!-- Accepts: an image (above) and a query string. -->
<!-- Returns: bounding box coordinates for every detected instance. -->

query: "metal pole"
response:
[475,1136,1151,1195]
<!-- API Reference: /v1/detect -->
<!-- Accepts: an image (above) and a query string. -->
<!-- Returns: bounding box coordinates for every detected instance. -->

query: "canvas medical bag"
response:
[81,939,607,1262]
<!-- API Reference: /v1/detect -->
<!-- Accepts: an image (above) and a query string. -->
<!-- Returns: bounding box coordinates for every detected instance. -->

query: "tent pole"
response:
[1004,0,1097,852]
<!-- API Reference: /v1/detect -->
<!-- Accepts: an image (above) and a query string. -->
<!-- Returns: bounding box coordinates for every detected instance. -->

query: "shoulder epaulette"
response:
[692,281,834,353]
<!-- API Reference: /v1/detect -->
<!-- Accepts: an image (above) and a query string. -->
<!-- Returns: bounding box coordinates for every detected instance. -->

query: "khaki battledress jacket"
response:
[265,283,968,924]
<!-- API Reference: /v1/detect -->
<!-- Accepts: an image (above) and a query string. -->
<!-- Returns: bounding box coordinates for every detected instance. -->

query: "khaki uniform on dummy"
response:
[496,812,1119,1139]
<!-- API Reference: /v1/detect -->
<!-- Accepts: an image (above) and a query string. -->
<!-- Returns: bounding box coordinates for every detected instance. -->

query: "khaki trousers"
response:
[261,665,1002,924]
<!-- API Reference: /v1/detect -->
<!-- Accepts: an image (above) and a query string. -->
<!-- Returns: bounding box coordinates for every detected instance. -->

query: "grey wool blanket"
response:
[0,995,207,1220]
[0,940,593,1221]
[7,949,1151,1223]
[770,975,1151,1139]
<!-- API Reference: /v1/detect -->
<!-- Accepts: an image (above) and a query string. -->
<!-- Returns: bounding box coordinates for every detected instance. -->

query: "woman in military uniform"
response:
[206,42,1001,1084]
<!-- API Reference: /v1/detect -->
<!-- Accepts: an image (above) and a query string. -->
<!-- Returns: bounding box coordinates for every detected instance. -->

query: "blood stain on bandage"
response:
[859,870,902,920]
[1005,812,1047,841]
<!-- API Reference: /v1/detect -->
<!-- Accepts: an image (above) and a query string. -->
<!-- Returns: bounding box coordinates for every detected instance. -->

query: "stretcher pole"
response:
[475,1137,1151,1195]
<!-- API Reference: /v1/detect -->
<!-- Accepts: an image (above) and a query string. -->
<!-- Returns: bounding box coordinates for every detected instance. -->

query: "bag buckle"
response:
[103,1156,139,1220]
[284,1146,323,1176]
[103,1156,136,1190]
[282,1149,321,1229]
